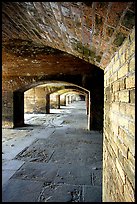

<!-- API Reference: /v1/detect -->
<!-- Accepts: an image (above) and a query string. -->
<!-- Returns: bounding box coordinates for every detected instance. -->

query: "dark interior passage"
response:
[13,91,24,127]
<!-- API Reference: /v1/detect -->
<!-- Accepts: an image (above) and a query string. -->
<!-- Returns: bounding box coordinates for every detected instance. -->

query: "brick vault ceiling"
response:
[2,2,135,70]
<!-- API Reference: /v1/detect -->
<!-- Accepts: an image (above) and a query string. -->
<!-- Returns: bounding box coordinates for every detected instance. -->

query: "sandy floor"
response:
[2,101,103,202]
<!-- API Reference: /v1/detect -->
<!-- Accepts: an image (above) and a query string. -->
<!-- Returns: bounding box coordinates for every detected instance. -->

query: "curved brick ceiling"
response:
[55,89,85,95]
[37,82,89,94]
[2,2,135,70]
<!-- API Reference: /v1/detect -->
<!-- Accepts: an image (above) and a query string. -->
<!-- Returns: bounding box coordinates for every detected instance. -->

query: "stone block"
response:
[111,102,119,112]
[119,90,129,103]
[111,93,115,102]
[119,102,126,115]
[124,135,135,157]
[111,122,119,135]
[126,104,135,120]
[123,158,135,188]
[118,149,125,166]
[114,92,119,102]
[110,72,118,83]
[119,53,125,67]
[115,165,125,191]
[115,135,128,158]
[129,41,135,58]
[126,74,135,89]
[128,121,135,136]
[118,63,128,79]
[124,177,135,202]
[113,81,119,92]
[129,89,135,104]
[129,55,135,71]
[129,28,135,42]
[110,139,118,157]
[127,151,135,168]
[119,78,126,90]
[124,46,130,61]
[113,59,120,72]
[118,126,127,140]
[118,116,129,129]
[118,45,123,57]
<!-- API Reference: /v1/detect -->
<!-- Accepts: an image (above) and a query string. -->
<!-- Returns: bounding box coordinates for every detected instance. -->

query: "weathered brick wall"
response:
[2,90,14,128]
[24,87,47,113]
[24,88,35,113]
[103,28,135,202]
[2,44,104,129]
[60,94,66,106]
[50,94,58,109]
[24,87,68,112]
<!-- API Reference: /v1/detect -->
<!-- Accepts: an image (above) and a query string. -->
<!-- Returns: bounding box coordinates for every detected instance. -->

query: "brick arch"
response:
[50,88,87,108]
[2,2,134,70]
[13,80,89,128]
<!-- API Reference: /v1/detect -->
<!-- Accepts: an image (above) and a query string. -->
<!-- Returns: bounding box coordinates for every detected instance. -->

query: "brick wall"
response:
[24,87,50,113]
[24,87,56,113]
[24,88,35,113]
[24,87,65,113]
[103,28,135,202]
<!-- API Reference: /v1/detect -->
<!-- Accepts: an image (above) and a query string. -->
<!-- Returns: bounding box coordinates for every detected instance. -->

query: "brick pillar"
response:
[69,95,72,103]
[86,93,89,115]
[56,94,60,109]
[35,87,46,113]
[2,90,14,128]
[45,94,50,114]
[71,95,74,103]
[60,94,65,106]
[73,95,76,102]
[88,92,92,130]
[13,91,24,127]
[64,95,67,105]
[24,88,35,113]
[66,95,69,105]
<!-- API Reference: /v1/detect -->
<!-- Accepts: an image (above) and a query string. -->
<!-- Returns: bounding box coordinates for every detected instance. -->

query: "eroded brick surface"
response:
[103,28,135,202]
[2,2,134,69]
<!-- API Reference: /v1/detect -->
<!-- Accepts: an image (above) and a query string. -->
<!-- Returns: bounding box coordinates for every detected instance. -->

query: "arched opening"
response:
[13,81,92,130]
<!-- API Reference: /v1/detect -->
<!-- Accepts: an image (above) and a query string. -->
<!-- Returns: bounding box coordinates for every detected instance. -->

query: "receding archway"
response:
[13,81,92,129]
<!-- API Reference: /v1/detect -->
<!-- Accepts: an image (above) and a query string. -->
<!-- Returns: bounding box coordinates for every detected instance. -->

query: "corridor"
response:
[2,100,102,202]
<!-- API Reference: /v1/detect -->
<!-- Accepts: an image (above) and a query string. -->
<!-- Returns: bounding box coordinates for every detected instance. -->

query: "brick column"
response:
[35,87,46,113]
[45,94,50,114]
[69,95,72,104]
[24,88,35,113]
[2,90,14,128]
[66,95,69,105]
[88,92,92,130]
[86,93,89,115]
[64,95,67,106]
[56,94,60,109]
[13,91,24,127]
